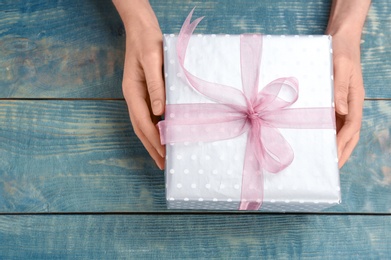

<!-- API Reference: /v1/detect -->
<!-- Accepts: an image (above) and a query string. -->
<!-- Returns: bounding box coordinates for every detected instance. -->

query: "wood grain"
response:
[0,0,390,98]
[0,0,125,98]
[0,1,390,257]
[0,100,389,213]
[0,214,390,259]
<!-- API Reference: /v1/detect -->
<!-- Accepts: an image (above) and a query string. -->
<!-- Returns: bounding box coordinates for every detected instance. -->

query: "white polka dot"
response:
[198,169,204,174]
[198,198,204,202]
[205,155,211,160]
[169,197,175,201]
[191,183,197,189]
[285,200,290,203]
[169,85,175,91]
[227,170,233,175]
[330,49,333,53]
[314,201,319,204]
[205,183,211,189]
[225,34,230,38]
[169,59,175,64]
[294,35,299,38]
[219,155,225,160]
[176,154,182,160]
[164,73,168,78]
[227,198,232,202]
[213,198,218,202]
[169,169,175,174]
[197,34,203,38]
[191,154,197,160]
[271,199,276,203]
[176,73,182,77]
[299,200,304,204]
[169,113,175,118]
[184,198,189,201]
[184,169,189,174]
[266,35,272,38]
[212,169,218,175]
[176,183,182,188]
[336,186,341,191]
[220,184,225,189]
[211,34,216,38]
[234,184,240,189]
[169,34,175,37]
[280,35,286,38]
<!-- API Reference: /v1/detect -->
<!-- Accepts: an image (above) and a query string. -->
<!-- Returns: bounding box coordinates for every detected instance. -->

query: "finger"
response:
[142,44,165,116]
[129,107,165,170]
[336,74,364,167]
[132,121,165,170]
[123,75,166,168]
[333,56,350,115]
[127,94,166,157]
[338,131,360,168]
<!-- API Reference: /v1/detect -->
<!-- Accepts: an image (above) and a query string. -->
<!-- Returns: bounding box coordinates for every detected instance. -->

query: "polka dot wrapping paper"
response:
[162,33,340,212]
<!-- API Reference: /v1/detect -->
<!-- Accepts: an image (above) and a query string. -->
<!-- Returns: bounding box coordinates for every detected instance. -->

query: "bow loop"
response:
[254,77,299,113]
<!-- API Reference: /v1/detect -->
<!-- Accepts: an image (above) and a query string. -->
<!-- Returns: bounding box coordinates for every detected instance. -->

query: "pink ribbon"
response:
[158,9,335,210]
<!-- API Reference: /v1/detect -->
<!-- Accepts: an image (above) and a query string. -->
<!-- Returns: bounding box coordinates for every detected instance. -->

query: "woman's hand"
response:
[113,0,165,169]
[326,0,371,168]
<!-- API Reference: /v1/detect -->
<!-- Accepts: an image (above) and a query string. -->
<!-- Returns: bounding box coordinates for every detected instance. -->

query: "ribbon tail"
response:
[177,8,204,66]
[239,121,264,210]
[176,9,248,107]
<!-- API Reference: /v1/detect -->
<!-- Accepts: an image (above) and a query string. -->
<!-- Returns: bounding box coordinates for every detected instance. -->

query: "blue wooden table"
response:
[0,0,390,258]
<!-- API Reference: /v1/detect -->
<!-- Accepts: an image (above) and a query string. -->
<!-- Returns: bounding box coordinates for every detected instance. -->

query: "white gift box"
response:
[162,33,340,211]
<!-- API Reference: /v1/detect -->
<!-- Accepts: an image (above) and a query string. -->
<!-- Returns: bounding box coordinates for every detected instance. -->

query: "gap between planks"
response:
[0,212,390,216]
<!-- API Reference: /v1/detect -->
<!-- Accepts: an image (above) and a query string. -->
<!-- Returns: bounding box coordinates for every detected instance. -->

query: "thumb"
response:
[333,58,350,115]
[143,50,165,116]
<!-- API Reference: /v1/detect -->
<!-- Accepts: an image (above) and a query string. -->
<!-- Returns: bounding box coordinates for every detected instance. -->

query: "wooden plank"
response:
[0,100,390,213]
[0,214,389,258]
[0,0,390,98]
[0,0,125,98]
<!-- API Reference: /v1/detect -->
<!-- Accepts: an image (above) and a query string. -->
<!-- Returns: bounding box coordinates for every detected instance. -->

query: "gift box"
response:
[158,11,341,211]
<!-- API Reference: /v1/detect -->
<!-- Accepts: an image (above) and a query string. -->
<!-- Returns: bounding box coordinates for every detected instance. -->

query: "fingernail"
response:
[153,100,162,115]
[337,100,348,115]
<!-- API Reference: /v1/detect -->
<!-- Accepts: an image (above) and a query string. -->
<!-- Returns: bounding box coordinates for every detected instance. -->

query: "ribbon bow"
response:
[158,9,335,210]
